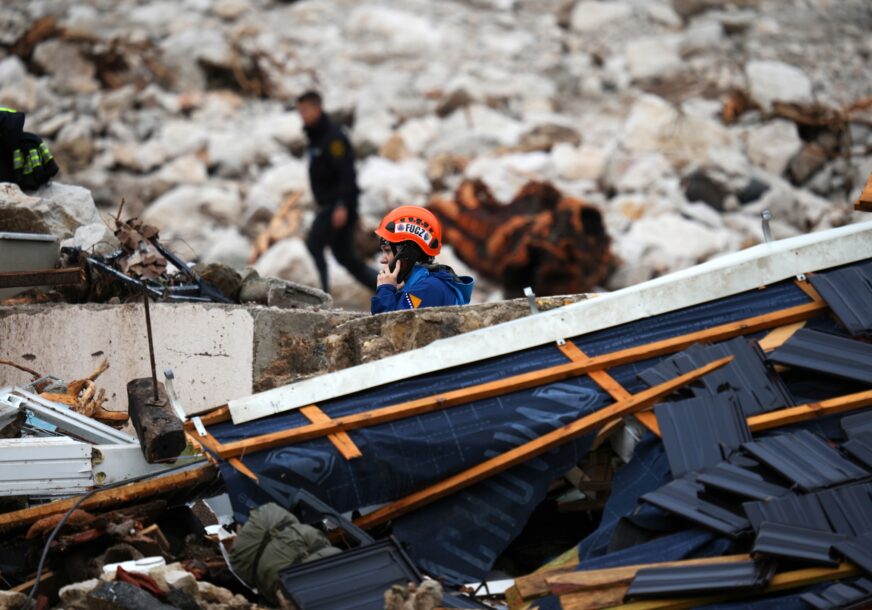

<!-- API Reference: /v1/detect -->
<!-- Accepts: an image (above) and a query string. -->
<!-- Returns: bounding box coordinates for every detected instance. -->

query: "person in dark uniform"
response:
[296,91,377,293]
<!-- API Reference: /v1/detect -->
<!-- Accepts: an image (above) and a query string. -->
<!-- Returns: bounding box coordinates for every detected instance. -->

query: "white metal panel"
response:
[1,388,137,445]
[92,444,181,485]
[0,437,92,495]
[229,220,872,424]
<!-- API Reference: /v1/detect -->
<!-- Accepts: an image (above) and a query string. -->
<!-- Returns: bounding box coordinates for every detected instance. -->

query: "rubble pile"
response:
[0,0,870,304]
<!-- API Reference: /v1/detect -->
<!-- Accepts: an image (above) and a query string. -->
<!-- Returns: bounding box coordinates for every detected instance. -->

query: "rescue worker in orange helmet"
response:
[371,206,474,314]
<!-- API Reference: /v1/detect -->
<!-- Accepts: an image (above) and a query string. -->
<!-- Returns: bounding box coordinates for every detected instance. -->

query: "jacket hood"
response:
[429,268,474,304]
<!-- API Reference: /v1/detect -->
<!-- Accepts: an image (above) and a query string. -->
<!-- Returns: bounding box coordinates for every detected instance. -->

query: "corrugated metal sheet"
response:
[697,462,790,501]
[843,432,872,470]
[641,478,751,537]
[842,411,872,439]
[742,430,868,491]
[626,559,776,598]
[655,394,752,478]
[768,329,872,385]
[810,260,872,337]
[0,437,91,495]
[835,532,872,577]
[752,521,846,566]
[743,493,831,533]
[639,338,794,417]
[801,578,872,610]
[817,483,872,537]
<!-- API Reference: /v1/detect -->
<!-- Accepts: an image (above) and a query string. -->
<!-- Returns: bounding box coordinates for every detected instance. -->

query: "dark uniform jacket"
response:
[303,114,359,215]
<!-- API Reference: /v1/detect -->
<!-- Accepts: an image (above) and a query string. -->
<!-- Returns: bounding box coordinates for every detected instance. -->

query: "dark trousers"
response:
[306,207,378,293]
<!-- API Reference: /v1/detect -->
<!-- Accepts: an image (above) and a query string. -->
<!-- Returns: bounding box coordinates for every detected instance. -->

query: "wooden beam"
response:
[212,301,823,459]
[0,464,217,533]
[794,278,824,303]
[604,562,859,610]
[854,171,872,212]
[747,389,872,432]
[352,357,732,530]
[300,405,362,460]
[757,321,806,352]
[546,554,749,597]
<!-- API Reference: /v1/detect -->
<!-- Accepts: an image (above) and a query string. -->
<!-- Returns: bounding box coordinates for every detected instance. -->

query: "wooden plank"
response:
[510,547,581,607]
[794,278,824,302]
[757,321,806,351]
[605,562,859,610]
[634,412,660,437]
[183,405,230,431]
[0,464,217,533]
[558,341,632,401]
[11,570,55,593]
[747,389,872,432]
[560,584,630,610]
[352,357,732,530]
[300,405,362,460]
[212,302,823,459]
[547,554,749,596]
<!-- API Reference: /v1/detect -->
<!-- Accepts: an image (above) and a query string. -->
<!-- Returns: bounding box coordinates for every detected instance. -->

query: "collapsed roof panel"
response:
[626,559,775,599]
[817,483,872,537]
[810,261,872,337]
[228,220,872,424]
[842,410,872,439]
[768,328,872,385]
[843,432,872,470]
[697,461,790,501]
[742,430,868,491]
[640,478,751,537]
[744,493,831,533]
[835,532,872,577]
[640,338,794,416]
[800,578,872,610]
[752,521,846,566]
[655,394,752,477]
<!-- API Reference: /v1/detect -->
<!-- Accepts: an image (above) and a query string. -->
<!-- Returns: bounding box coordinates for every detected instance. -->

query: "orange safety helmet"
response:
[374,205,442,257]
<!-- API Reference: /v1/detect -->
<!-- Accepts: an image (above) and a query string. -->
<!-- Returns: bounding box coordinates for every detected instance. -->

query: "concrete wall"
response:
[0,304,254,414]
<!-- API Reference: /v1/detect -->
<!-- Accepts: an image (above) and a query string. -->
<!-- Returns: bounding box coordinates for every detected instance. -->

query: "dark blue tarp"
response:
[211,278,814,583]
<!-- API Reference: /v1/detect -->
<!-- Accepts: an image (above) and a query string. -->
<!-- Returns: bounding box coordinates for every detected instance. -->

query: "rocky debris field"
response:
[1,0,871,309]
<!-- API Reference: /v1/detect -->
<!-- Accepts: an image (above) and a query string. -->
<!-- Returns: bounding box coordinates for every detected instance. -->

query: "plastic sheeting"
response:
[210,278,813,583]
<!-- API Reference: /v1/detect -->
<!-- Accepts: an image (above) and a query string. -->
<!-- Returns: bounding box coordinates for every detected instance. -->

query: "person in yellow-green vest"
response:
[0,106,58,190]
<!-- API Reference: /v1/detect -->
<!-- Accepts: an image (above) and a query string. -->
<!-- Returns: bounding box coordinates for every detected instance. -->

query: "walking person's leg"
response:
[330,217,378,290]
[306,207,333,293]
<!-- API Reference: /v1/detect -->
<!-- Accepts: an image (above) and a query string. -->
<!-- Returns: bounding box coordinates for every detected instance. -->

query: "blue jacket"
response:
[371,265,474,314]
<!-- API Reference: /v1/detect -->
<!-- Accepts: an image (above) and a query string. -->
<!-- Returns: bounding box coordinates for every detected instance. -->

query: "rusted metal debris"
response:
[428,180,613,297]
[0,267,83,290]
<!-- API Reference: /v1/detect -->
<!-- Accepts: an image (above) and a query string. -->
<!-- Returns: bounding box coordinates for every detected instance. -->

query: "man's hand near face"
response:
[377,261,402,288]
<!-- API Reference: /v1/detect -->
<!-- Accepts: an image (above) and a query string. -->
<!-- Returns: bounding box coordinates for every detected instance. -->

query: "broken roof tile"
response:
[768,329,872,385]
[843,432,872,470]
[842,410,872,440]
[835,532,872,577]
[743,493,831,533]
[655,394,752,478]
[641,478,751,537]
[810,261,872,338]
[752,521,846,566]
[639,338,794,417]
[800,578,872,610]
[742,430,868,491]
[817,483,872,538]
[697,461,790,501]
[626,559,776,599]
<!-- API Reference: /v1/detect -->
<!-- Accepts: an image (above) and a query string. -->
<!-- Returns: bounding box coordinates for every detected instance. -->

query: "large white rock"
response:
[358,157,430,218]
[60,222,120,257]
[429,105,527,156]
[746,120,802,175]
[244,158,311,218]
[621,94,731,166]
[745,60,813,111]
[143,184,242,229]
[0,182,102,240]
[465,152,554,203]
[207,129,278,177]
[32,40,99,94]
[346,6,442,58]
[0,56,37,112]
[552,143,609,182]
[610,153,675,193]
[397,116,442,156]
[159,121,210,159]
[626,37,682,81]
[570,1,632,33]
[201,227,251,269]
[614,212,733,267]
[254,236,319,287]
[155,154,209,185]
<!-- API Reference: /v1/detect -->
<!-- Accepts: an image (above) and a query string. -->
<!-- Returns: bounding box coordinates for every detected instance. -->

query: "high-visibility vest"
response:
[0,107,58,190]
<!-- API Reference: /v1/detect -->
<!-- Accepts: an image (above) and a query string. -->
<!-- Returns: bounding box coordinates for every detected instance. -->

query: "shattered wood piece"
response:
[250,192,303,263]
[0,464,217,533]
[546,554,750,598]
[300,405,362,460]
[10,570,55,594]
[747,388,872,432]
[855,172,872,212]
[757,321,807,352]
[127,379,186,463]
[353,357,732,530]
[0,359,41,379]
[602,562,860,610]
[26,509,96,539]
[213,301,822,459]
